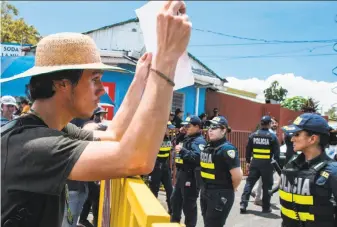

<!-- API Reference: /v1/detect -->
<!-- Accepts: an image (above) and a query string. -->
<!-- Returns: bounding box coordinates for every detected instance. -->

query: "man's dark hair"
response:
[20,98,29,105]
[26,70,83,101]
[271,117,278,123]
[199,113,207,119]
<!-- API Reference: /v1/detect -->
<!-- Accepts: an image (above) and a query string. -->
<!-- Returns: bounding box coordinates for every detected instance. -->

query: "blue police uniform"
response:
[171,116,207,227]
[148,121,175,214]
[280,113,337,227]
[200,116,240,227]
[240,115,280,213]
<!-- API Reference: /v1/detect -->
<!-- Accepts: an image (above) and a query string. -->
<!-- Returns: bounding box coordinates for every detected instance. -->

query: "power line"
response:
[195,44,331,59]
[189,42,336,47]
[198,53,337,60]
[196,44,332,59]
[189,42,316,47]
[192,27,337,44]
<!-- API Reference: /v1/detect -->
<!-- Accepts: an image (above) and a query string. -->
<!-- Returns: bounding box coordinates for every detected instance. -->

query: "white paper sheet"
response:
[135,1,195,90]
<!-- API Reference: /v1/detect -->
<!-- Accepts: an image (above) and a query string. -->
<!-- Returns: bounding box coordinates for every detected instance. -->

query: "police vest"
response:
[175,135,201,170]
[251,130,273,160]
[280,159,335,227]
[200,143,232,188]
[157,139,172,161]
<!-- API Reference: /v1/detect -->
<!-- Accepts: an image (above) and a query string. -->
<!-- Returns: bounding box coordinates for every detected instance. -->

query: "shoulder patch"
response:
[320,171,330,179]
[199,144,205,151]
[227,150,236,159]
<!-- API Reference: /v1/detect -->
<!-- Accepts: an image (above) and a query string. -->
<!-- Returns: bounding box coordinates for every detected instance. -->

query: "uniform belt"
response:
[203,184,228,190]
[177,167,195,173]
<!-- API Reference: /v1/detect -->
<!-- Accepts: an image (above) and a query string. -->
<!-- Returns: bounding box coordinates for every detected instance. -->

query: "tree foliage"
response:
[326,107,337,120]
[1,1,41,45]
[281,96,320,113]
[263,81,288,103]
[301,97,319,113]
[281,96,307,111]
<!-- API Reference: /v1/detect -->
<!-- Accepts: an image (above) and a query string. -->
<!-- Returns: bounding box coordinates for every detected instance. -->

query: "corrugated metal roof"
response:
[83,18,139,35]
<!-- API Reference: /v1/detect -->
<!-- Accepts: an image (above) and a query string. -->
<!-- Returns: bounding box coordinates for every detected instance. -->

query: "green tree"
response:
[281,96,307,111]
[326,107,337,120]
[264,81,288,103]
[301,97,319,113]
[1,1,41,45]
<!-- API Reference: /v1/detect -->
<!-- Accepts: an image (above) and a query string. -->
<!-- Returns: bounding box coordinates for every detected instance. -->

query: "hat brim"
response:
[181,122,189,125]
[0,63,131,83]
[208,120,227,127]
[209,120,220,125]
[2,102,18,108]
[282,124,302,135]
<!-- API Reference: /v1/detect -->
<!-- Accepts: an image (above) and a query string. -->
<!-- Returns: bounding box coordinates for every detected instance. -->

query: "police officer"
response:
[240,115,280,213]
[148,121,175,214]
[200,116,243,227]
[171,116,207,227]
[280,113,337,227]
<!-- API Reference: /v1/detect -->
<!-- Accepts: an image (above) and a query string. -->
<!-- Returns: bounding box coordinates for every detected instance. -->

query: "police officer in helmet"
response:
[171,116,207,227]
[148,121,175,214]
[240,115,280,213]
[280,113,337,227]
[200,116,243,227]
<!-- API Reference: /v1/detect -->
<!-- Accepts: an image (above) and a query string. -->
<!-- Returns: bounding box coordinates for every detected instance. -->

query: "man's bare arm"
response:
[95,53,152,141]
[69,1,192,181]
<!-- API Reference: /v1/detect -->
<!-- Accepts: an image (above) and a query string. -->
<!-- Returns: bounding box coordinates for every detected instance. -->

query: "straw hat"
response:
[1,32,128,83]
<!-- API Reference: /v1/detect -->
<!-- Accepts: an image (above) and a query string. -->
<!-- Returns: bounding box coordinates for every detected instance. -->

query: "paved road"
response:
[158,179,282,227]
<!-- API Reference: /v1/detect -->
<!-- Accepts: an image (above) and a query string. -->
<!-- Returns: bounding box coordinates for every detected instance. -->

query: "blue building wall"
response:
[199,88,206,116]
[103,63,206,118]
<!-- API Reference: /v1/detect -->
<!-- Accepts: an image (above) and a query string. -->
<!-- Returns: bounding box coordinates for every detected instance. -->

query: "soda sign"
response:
[1,43,31,57]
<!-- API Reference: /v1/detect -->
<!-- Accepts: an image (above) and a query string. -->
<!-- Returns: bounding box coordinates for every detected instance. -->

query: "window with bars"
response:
[171,92,185,112]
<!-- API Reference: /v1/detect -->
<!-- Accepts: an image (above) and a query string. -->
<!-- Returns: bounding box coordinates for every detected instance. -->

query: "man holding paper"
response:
[1,1,192,227]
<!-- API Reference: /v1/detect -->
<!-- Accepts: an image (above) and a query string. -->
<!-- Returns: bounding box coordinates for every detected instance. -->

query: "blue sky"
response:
[11,1,337,82]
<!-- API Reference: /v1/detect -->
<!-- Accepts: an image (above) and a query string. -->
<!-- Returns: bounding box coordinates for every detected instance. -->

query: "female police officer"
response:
[281,113,337,227]
[200,116,243,227]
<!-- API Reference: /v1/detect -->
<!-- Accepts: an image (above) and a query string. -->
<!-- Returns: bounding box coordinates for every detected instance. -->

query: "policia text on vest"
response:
[240,123,280,213]
[280,153,337,227]
[280,113,337,227]
[200,136,241,227]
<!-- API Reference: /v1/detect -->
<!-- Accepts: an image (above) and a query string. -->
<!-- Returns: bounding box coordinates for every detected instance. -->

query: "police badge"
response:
[227,150,235,159]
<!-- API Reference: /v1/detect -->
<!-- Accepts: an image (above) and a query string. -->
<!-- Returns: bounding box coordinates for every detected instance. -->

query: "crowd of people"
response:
[1,1,336,227]
[147,111,337,227]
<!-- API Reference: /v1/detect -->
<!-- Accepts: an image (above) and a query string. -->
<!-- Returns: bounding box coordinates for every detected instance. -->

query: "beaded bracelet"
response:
[150,68,175,87]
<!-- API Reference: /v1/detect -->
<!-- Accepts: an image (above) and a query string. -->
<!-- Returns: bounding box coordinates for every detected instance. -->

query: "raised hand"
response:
[156,1,192,66]
[134,52,153,86]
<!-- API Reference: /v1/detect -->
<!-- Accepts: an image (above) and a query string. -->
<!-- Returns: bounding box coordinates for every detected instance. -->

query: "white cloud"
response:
[225,73,337,114]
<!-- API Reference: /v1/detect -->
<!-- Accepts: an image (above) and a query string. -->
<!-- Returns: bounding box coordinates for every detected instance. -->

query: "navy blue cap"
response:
[181,115,202,126]
[93,107,108,115]
[209,116,228,127]
[167,121,175,129]
[261,115,272,123]
[282,113,330,135]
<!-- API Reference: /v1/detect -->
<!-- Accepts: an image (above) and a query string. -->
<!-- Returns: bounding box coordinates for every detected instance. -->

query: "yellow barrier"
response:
[98,176,179,227]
